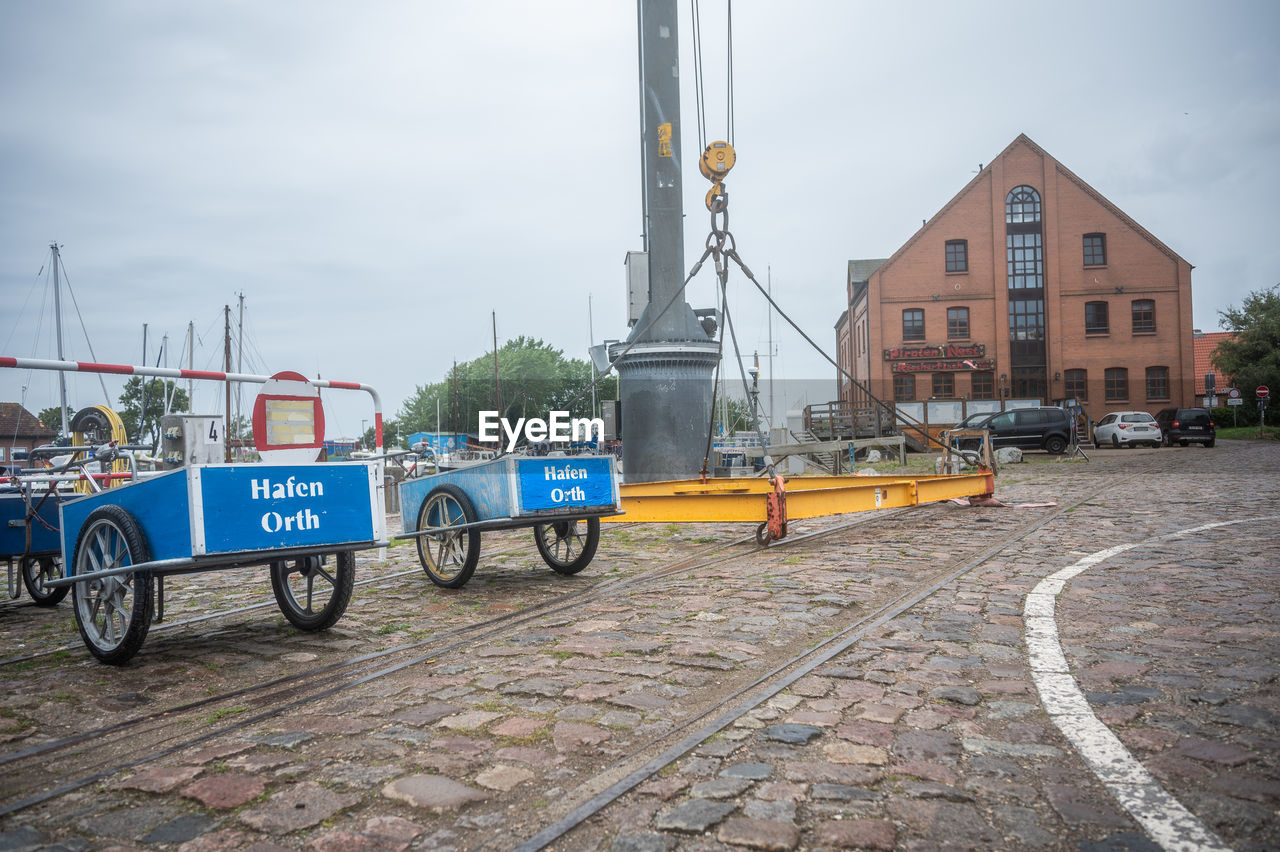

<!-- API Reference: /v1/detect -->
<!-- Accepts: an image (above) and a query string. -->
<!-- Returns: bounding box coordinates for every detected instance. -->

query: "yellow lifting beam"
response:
[603,472,995,526]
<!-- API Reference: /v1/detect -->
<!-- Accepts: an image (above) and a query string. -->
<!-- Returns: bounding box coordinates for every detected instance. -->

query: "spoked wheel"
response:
[533,517,600,575]
[71,505,154,665]
[270,551,355,631]
[22,556,69,606]
[416,484,480,588]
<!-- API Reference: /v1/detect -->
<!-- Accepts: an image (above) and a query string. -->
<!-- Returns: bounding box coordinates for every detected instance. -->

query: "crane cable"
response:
[726,0,734,146]
[689,0,733,151]
[690,0,707,155]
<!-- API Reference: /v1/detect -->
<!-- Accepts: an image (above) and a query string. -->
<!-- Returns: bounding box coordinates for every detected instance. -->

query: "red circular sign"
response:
[251,370,325,462]
[1258,385,1271,398]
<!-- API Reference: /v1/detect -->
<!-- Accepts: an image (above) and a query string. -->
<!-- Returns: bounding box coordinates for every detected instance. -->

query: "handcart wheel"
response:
[71,505,154,665]
[22,556,69,606]
[533,517,600,575]
[416,484,480,589]
[270,551,355,631]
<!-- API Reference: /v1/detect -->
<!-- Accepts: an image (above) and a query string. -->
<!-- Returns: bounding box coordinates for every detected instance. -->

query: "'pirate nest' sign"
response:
[883,343,992,374]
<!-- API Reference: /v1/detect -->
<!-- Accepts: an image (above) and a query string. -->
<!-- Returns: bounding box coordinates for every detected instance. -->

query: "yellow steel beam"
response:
[602,472,994,524]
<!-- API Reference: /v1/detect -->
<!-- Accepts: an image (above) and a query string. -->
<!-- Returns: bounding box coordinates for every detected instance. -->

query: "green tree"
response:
[1213,284,1280,423]
[714,396,759,436]
[396,337,616,441]
[117,378,190,446]
[361,418,401,451]
[37,405,75,439]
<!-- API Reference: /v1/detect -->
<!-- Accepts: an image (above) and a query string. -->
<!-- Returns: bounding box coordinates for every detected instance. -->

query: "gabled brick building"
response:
[836,134,1195,418]
[0,403,55,462]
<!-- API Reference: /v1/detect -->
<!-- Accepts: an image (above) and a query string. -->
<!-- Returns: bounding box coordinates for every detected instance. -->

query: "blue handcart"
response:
[2,444,132,606]
[398,454,621,588]
[50,459,387,664]
[2,479,69,606]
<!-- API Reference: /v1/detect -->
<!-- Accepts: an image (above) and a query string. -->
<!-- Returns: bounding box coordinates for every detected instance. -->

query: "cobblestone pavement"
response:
[0,440,1276,851]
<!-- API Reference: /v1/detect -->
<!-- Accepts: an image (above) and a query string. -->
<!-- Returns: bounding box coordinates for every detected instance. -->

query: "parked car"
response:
[941,411,998,442]
[1093,411,1162,448]
[959,406,1073,454]
[1154,407,1216,447]
[950,411,999,431]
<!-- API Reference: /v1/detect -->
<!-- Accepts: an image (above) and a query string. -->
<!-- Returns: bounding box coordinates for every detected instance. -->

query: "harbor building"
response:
[835,134,1195,423]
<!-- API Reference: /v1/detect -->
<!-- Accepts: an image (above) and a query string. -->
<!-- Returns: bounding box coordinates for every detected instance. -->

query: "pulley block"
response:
[700,141,736,181]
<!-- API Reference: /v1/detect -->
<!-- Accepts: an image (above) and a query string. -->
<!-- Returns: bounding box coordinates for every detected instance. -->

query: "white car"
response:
[1093,411,1162,448]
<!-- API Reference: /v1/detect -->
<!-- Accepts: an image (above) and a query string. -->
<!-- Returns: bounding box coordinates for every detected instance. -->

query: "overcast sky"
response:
[3,1,1277,440]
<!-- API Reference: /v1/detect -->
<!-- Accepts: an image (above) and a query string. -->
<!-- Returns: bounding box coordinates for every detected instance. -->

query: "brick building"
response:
[836,134,1195,421]
[0,403,55,462]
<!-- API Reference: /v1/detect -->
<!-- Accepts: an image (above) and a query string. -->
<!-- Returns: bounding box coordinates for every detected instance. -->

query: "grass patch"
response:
[207,706,249,723]
[1216,425,1280,441]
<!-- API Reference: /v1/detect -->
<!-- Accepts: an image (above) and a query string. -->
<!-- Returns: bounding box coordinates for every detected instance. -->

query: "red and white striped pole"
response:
[1,356,384,453]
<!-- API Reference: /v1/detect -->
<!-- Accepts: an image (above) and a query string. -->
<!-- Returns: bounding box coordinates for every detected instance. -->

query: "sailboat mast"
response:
[235,292,244,436]
[492,312,501,416]
[141,323,149,443]
[588,293,597,419]
[187,321,194,405]
[223,305,232,462]
[51,243,69,437]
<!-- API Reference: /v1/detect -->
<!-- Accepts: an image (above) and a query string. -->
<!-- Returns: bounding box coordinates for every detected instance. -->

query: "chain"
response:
[696,175,776,479]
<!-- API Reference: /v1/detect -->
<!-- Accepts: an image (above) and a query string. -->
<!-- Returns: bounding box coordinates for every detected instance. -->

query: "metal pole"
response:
[492,311,501,416]
[51,243,69,438]
[635,0,648,251]
[187,320,194,407]
[236,293,244,440]
[140,323,148,444]
[223,305,232,462]
[589,293,597,418]
[630,0,695,343]
[768,266,774,429]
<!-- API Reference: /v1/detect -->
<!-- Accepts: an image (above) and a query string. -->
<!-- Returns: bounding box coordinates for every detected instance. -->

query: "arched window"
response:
[1006,186,1041,224]
[1005,185,1046,399]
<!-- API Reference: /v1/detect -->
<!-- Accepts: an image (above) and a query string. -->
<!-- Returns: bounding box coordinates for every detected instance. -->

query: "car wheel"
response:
[1205,439,1215,448]
[1044,436,1068,455]
[1179,440,1188,447]
[1111,434,1120,449]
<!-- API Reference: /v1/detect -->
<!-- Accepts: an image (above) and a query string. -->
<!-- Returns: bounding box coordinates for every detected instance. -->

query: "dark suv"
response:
[1154,407,1215,447]
[961,406,1073,454]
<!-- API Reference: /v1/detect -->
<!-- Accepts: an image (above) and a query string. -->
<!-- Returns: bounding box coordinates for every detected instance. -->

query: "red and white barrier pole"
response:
[1,356,384,454]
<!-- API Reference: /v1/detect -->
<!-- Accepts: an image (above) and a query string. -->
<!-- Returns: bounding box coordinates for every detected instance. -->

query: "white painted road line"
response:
[1023,526,1250,852]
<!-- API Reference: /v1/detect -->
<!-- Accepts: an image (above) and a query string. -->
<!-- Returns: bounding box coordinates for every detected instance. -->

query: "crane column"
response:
[612,0,719,484]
